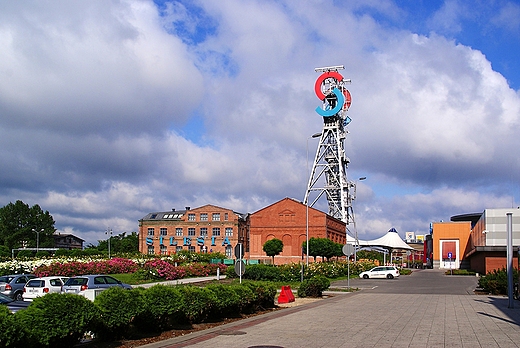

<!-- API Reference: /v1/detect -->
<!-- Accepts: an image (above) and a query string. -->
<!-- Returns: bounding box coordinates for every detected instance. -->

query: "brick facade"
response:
[249,197,346,264]
[138,205,249,258]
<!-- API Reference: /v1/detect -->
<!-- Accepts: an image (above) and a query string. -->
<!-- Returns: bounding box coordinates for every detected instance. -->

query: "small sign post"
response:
[234,243,245,283]
[448,252,453,275]
[343,244,355,289]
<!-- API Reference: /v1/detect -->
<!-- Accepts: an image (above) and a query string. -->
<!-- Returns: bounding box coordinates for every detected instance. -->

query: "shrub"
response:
[94,287,144,339]
[16,250,33,259]
[242,281,277,310]
[478,268,518,295]
[135,285,185,331]
[297,275,330,298]
[178,286,218,323]
[0,305,24,347]
[243,264,282,281]
[206,284,242,319]
[228,284,256,313]
[16,293,98,347]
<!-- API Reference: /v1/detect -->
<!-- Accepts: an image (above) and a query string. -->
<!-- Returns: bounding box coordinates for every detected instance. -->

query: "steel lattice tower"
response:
[304,65,358,235]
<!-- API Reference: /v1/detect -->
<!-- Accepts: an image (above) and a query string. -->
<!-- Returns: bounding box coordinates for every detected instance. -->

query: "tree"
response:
[97,232,139,254]
[0,200,56,251]
[263,238,283,263]
[303,237,344,261]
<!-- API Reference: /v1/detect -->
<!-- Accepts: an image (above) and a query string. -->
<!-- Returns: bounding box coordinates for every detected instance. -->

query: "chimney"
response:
[172,208,175,211]
[186,206,190,210]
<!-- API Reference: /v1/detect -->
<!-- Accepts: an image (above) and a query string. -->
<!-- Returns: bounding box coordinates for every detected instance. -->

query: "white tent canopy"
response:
[347,228,414,250]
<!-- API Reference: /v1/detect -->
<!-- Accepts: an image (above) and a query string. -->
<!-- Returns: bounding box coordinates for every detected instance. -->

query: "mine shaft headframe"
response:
[314,65,352,119]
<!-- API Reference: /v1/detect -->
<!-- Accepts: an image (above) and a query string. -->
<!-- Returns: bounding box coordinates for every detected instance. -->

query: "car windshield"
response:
[0,293,14,304]
[0,276,14,283]
[26,280,45,287]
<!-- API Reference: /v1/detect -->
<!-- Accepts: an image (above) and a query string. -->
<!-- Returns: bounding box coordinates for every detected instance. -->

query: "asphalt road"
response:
[330,268,479,295]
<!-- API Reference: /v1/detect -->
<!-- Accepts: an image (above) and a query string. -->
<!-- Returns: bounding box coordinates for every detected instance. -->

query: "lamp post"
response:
[353,176,366,262]
[306,132,322,267]
[32,228,44,252]
[106,228,113,259]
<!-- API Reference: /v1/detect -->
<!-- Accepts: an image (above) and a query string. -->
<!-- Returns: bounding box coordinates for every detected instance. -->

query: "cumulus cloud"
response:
[1,0,519,245]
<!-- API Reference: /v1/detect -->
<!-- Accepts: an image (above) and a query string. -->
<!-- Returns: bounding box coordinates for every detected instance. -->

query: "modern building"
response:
[432,208,520,274]
[249,197,346,264]
[138,205,249,258]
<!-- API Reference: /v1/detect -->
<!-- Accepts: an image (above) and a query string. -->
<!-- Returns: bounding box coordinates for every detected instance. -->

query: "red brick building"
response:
[138,205,249,258]
[249,197,346,264]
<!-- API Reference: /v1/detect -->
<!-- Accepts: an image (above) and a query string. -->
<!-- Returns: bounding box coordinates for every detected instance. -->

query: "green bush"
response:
[206,284,242,319]
[0,305,24,347]
[54,249,72,257]
[297,275,330,298]
[243,264,281,281]
[478,268,518,295]
[35,251,50,258]
[178,286,218,323]
[135,285,185,331]
[242,281,277,310]
[94,287,144,339]
[16,250,33,258]
[16,293,98,347]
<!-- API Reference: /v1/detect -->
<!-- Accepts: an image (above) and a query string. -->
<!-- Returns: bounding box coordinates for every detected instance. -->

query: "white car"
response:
[23,277,65,301]
[359,266,400,279]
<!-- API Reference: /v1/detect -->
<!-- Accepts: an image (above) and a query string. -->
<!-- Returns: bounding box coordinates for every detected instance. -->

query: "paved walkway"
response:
[140,270,520,348]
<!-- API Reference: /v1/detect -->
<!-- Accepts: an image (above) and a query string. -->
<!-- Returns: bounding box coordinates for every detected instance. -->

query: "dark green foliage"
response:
[35,251,50,258]
[263,238,284,262]
[16,293,98,347]
[297,275,330,298]
[0,200,56,251]
[135,285,184,331]
[244,264,282,281]
[97,231,139,253]
[0,305,24,347]
[93,287,144,339]
[478,268,518,295]
[178,285,218,323]
[227,283,256,313]
[16,249,33,258]
[242,281,277,310]
[302,237,344,261]
[206,284,242,318]
[54,249,72,257]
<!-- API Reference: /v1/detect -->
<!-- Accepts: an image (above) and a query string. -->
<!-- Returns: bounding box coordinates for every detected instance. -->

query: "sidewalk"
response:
[138,271,520,348]
[135,275,225,289]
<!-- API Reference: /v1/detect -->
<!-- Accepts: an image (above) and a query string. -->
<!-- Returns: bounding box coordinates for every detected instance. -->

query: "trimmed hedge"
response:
[297,275,330,298]
[0,281,277,347]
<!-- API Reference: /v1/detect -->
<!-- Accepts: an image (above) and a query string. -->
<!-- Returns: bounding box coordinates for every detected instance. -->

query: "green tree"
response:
[97,231,139,254]
[0,200,56,251]
[263,238,283,263]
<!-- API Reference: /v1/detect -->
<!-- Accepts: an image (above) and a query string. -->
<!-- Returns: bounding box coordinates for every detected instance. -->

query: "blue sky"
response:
[0,0,519,246]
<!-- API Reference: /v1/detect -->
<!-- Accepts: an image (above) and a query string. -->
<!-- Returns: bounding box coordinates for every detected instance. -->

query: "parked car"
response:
[23,276,65,301]
[359,266,400,279]
[0,292,30,313]
[0,274,37,300]
[61,275,132,296]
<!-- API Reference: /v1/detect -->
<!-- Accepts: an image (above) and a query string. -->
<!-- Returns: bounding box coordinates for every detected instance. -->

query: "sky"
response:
[1,0,520,246]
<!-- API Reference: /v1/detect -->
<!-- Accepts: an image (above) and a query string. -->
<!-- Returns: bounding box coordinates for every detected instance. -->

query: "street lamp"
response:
[32,228,44,252]
[106,228,113,259]
[353,176,366,262]
[306,132,322,267]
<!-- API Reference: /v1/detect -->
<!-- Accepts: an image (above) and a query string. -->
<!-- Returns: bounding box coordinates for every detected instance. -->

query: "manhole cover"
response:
[219,330,247,335]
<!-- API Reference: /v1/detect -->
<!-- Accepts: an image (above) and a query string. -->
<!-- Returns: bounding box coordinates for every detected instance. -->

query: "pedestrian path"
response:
[142,292,520,348]
[138,270,520,348]
[135,275,225,288]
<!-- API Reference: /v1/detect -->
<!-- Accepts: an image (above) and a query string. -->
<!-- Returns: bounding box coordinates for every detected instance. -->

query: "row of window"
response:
[187,212,228,222]
[148,227,233,237]
[148,245,233,257]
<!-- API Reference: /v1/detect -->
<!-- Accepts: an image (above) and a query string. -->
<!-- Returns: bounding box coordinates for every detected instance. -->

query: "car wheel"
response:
[363,274,369,279]
[386,274,394,279]
[14,291,23,301]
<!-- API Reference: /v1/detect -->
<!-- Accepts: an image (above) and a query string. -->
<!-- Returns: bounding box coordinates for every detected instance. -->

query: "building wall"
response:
[432,221,471,269]
[138,205,247,258]
[249,197,346,264]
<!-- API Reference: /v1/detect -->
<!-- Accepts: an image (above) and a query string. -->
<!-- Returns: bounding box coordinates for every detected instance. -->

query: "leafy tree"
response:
[0,200,56,251]
[263,238,283,263]
[97,231,139,253]
[303,237,344,261]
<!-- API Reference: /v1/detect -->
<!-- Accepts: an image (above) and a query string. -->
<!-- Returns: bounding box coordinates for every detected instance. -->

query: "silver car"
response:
[0,274,37,300]
[61,275,132,295]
